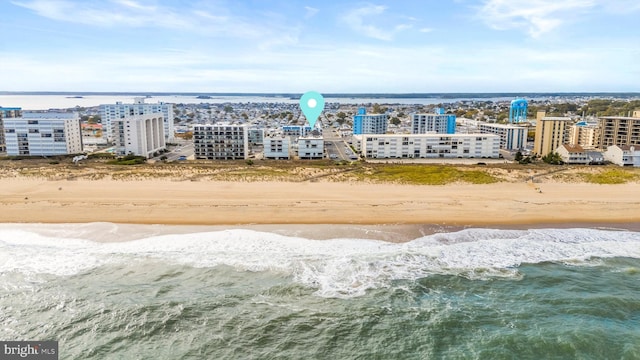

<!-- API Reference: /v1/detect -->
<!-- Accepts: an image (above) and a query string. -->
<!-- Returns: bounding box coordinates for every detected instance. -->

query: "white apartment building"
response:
[411,112,456,134]
[477,122,527,150]
[4,111,82,156]
[354,134,500,159]
[264,135,290,159]
[298,134,324,159]
[100,97,174,142]
[556,144,590,164]
[113,113,166,158]
[194,124,249,160]
[0,107,22,153]
[604,145,640,167]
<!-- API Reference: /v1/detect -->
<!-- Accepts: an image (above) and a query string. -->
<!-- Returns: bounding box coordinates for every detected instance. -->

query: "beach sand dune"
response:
[1,179,639,226]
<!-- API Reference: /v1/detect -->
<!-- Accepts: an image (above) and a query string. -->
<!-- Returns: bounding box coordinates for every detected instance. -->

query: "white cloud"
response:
[478,0,594,38]
[341,4,411,41]
[304,6,319,19]
[419,28,433,33]
[478,0,640,38]
[10,0,295,42]
[3,40,637,93]
[11,0,191,28]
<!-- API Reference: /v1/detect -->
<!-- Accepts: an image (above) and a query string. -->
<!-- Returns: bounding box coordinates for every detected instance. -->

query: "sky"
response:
[1,0,639,93]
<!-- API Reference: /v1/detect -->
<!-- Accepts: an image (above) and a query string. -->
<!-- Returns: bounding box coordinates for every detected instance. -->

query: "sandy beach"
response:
[1,177,639,226]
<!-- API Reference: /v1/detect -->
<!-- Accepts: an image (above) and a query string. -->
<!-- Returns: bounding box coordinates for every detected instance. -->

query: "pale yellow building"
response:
[533,117,572,156]
[568,123,599,150]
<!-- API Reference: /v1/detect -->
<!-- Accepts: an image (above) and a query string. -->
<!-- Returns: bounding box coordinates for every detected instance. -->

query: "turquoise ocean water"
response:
[1,224,639,359]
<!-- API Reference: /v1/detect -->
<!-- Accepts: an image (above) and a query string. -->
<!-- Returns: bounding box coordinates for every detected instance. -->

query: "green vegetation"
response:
[107,154,146,165]
[580,99,640,117]
[582,169,640,184]
[367,165,499,185]
[542,152,563,165]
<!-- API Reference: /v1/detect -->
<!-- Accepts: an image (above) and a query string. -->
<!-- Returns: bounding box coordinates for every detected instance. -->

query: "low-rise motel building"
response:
[113,113,166,158]
[353,133,500,159]
[263,134,291,160]
[604,145,640,167]
[477,122,527,150]
[556,144,590,165]
[193,124,249,160]
[297,132,324,160]
[3,111,83,156]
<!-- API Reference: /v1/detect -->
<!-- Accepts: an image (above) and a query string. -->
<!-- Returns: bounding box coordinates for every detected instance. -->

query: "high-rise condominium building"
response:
[411,108,456,134]
[100,97,174,142]
[3,111,82,156]
[193,124,249,160]
[353,108,388,135]
[113,113,166,158]
[599,116,640,149]
[533,117,572,156]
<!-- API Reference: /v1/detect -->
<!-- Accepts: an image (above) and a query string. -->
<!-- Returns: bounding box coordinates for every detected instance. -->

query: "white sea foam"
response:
[1,224,639,297]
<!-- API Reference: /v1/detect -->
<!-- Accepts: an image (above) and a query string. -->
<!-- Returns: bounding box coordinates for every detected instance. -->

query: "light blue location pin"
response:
[299,91,325,129]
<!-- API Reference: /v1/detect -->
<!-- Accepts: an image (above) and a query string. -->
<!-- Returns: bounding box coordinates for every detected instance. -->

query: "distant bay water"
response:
[3,92,634,110]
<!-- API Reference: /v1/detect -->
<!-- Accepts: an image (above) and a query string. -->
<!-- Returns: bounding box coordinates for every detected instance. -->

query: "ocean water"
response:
[1,224,639,359]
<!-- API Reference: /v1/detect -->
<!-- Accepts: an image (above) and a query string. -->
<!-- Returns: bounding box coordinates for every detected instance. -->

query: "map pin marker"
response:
[299,91,325,129]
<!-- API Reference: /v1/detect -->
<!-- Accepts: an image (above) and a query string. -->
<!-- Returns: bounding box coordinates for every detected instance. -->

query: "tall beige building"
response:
[533,117,572,156]
[568,123,599,150]
[599,116,640,149]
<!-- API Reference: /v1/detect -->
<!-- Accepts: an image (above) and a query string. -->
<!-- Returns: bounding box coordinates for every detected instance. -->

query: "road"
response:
[323,128,355,161]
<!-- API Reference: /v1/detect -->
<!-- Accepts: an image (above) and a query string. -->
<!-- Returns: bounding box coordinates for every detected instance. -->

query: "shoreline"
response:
[2,178,640,229]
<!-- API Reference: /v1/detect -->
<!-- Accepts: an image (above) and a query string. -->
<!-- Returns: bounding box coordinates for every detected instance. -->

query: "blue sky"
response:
[1,0,639,93]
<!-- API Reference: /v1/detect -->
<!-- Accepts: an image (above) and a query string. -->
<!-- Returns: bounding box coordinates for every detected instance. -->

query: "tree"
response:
[515,151,523,162]
[223,105,233,113]
[542,152,564,165]
[336,112,348,125]
[372,103,387,114]
[390,117,401,126]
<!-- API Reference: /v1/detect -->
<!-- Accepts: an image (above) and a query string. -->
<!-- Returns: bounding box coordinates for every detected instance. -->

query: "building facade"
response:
[193,124,249,160]
[0,107,23,153]
[4,111,82,156]
[411,109,456,134]
[100,97,174,142]
[604,145,640,167]
[568,122,599,150]
[297,134,324,159]
[354,134,500,159]
[248,128,264,146]
[477,122,527,150]
[264,135,290,159]
[282,125,312,138]
[353,108,388,135]
[599,116,640,149]
[533,117,572,156]
[556,144,590,164]
[113,113,165,158]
